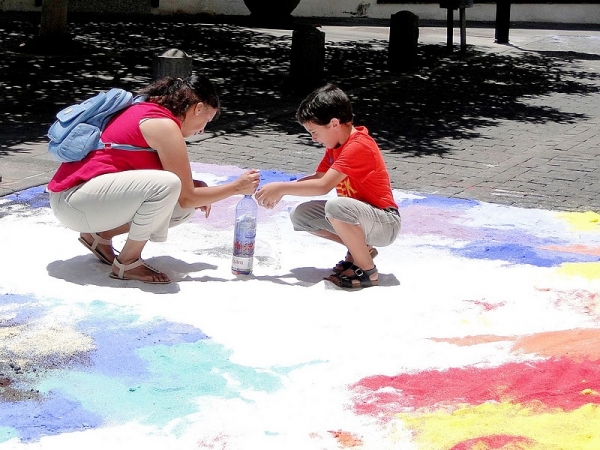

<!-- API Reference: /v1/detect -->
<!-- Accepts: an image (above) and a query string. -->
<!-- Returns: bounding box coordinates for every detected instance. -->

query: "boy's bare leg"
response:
[310,227,375,267]
[309,229,344,245]
[326,218,377,281]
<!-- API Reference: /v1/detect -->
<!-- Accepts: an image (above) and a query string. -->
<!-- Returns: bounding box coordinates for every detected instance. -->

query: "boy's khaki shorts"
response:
[290,197,401,247]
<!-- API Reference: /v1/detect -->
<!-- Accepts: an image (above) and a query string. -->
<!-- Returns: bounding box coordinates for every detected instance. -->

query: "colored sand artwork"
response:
[1,162,599,449]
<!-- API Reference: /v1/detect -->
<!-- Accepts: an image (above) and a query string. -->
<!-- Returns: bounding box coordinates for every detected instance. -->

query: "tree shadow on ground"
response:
[355,44,600,156]
[0,13,598,158]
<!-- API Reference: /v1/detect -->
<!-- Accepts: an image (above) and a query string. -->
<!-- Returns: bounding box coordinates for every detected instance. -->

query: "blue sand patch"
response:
[37,341,283,433]
[397,194,479,210]
[217,170,306,190]
[1,300,287,443]
[0,396,102,443]
[2,186,49,209]
[258,170,305,188]
[452,242,600,267]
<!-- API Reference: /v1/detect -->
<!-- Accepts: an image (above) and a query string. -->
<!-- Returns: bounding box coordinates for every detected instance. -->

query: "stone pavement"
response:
[1,13,599,212]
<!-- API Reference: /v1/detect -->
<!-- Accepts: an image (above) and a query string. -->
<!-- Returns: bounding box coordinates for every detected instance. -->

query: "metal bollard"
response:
[388,10,419,72]
[290,25,325,95]
[152,48,193,81]
[440,0,473,52]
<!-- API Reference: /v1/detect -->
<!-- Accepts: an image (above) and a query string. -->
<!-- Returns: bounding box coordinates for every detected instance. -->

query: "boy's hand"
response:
[255,183,283,209]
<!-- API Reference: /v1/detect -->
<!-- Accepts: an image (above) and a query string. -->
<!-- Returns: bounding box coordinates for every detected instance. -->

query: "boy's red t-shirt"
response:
[315,126,397,210]
[47,102,180,192]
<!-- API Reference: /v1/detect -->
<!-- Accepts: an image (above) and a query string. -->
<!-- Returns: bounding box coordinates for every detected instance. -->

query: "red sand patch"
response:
[465,300,506,312]
[548,289,600,319]
[352,358,600,416]
[450,435,533,449]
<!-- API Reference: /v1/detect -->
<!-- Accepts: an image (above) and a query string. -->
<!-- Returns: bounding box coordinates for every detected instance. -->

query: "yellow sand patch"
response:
[557,262,600,281]
[557,211,600,232]
[398,402,600,450]
[0,324,95,363]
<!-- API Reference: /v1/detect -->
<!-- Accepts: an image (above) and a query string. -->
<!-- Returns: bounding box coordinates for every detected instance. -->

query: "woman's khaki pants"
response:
[49,170,194,242]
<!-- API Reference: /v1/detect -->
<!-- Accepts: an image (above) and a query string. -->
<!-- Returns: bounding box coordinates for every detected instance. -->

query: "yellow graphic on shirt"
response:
[337,178,357,198]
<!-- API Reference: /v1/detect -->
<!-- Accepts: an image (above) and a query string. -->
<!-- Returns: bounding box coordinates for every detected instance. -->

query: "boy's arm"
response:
[255,169,345,208]
[296,172,324,182]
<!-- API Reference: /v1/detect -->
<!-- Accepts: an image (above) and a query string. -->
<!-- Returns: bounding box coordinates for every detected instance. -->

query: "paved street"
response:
[1,14,599,211]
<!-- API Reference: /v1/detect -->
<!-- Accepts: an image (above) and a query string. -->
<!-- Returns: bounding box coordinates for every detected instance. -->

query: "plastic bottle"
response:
[231,195,258,275]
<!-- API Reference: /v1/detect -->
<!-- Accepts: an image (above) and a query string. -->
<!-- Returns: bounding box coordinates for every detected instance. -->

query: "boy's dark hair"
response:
[296,83,353,126]
[138,74,221,119]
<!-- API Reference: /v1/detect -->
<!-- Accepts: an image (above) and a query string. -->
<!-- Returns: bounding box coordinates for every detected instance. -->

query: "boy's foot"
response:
[332,247,378,274]
[110,258,171,284]
[325,265,378,289]
[79,233,117,265]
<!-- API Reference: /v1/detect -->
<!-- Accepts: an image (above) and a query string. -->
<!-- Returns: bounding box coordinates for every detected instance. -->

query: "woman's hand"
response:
[193,179,211,217]
[236,169,261,195]
[196,204,212,218]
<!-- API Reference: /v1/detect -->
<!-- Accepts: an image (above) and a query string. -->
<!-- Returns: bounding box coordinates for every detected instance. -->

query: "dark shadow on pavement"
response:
[1,12,598,159]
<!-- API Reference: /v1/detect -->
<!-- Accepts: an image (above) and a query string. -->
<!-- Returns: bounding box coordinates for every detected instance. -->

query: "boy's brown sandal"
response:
[326,265,378,289]
[332,248,378,274]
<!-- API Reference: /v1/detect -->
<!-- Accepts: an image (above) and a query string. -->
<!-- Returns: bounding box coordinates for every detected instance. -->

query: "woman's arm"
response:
[140,118,259,209]
[255,169,345,208]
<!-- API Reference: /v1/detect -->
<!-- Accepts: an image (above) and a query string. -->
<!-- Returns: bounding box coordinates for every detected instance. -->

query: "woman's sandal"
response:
[325,265,378,289]
[332,248,378,274]
[78,233,117,265]
[109,258,171,284]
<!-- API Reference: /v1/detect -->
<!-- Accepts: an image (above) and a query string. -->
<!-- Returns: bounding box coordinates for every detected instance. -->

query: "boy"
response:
[255,84,401,289]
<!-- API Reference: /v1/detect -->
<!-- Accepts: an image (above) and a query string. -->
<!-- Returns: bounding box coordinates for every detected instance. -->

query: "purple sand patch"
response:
[75,301,208,379]
[187,168,306,228]
[0,294,45,325]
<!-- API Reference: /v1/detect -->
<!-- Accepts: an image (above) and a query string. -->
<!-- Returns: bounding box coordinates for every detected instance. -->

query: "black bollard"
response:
[152,49,193,81]
[495,0,511,44]
[388,10,419,72]
[290,25,325,95]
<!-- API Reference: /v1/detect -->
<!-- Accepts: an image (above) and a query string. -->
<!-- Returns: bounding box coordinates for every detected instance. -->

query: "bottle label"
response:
[233,239,255,256]
[232,255,253,274]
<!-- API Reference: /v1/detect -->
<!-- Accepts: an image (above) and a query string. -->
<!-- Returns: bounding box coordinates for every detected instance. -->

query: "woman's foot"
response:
[79,233,117,265]
[110,258,171,284]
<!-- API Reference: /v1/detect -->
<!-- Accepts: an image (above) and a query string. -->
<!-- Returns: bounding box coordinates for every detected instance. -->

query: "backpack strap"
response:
[102,142,155,152]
